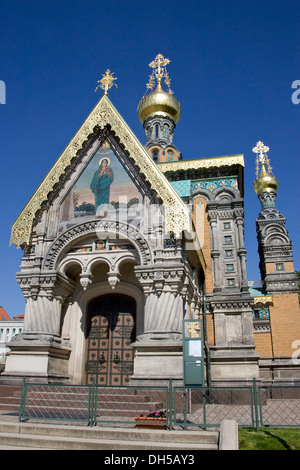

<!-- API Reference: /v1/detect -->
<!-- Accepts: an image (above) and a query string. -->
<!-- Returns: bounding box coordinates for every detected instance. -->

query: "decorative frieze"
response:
[43,219,152,270]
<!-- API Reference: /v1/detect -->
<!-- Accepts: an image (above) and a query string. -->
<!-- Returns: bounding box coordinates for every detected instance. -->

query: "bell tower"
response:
[253,141,298,294]
[137,54,182,163]
[252,141,300,377]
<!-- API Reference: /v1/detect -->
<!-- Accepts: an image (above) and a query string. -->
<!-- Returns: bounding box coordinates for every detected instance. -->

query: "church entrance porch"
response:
[85,295,136,386]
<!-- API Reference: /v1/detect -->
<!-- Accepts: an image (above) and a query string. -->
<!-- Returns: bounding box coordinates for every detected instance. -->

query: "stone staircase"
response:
[0,384,221,450]
[0,385,168,422]
[0,385,241,449]
[0,421,219,450]
[0,385,22,413]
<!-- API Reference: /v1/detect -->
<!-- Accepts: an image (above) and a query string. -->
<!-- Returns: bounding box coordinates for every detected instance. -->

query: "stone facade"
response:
[2,80,298,387]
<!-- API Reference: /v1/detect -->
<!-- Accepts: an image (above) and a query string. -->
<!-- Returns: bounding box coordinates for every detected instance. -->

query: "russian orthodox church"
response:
[2,55,299,386]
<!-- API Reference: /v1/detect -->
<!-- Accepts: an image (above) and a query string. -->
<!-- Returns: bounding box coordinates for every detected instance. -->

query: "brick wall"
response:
[269,293,300,356]
[253,332,273,357]
[265,261,295,274]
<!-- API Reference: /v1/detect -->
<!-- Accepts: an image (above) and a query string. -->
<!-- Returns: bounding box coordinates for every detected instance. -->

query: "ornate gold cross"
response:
[146,53,173,94]
[252,141,269,162]
[95,69,118,95]
[252,140,272,177]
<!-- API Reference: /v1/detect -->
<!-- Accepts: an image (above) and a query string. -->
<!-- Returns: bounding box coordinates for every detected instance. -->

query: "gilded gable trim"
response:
[10,95,191,248]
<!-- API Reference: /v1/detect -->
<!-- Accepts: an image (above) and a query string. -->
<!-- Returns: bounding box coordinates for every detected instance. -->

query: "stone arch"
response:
[87,257,116,276]
[264,232,291,245]
[60,258,84,278]
[43,219,152,270]
[117,254,138,272]
[261,223,290,245]
[191,188,211,202]
[212,186,240,202]
[191,185,240,203]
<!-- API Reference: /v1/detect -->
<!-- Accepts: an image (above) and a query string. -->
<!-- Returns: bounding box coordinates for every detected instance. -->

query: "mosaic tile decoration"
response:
[191,178,238,192]
[225,250,233,258]
[226,264,234,272]
[171,177,239,198]
[253,308,270,320]
[275,263,285,272]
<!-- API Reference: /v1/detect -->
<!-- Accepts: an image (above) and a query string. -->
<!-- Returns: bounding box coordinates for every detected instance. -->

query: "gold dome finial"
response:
[137,54,181,124]
[146,53,173,94]
[253,141,278,195]
[252,141,272,177]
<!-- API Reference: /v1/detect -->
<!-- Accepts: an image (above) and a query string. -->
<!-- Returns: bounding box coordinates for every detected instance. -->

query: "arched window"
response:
[152,149,159,162]
[163,124,170,138]
[167,150,174,162]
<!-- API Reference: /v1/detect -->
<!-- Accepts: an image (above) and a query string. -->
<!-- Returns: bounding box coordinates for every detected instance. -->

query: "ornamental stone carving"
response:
[43,219,152,270]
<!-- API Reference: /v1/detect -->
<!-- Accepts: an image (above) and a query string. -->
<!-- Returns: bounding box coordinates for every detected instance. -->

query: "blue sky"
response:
[0,0,299,317]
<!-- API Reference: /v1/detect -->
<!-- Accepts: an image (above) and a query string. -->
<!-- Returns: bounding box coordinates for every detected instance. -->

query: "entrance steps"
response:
[0,384,167,419]
[0,421,219,450]
[95,388,165,417]
[0,385,22,412]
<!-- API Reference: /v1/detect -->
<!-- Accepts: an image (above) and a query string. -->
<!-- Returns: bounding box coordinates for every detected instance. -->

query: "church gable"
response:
[10,95,190,248]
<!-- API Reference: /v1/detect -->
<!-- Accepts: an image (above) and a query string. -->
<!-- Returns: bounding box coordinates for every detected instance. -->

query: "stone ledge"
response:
[219,419,239,450]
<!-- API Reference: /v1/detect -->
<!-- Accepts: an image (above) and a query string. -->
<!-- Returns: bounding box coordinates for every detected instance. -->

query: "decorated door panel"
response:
[85,295,136,386]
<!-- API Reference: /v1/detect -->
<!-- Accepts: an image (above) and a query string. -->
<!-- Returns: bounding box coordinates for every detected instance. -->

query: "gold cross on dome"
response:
[149,53,170,77]
[146,53,173,94]
[252,141,273,177]
[252,141,269,163]
[95,69,118,95]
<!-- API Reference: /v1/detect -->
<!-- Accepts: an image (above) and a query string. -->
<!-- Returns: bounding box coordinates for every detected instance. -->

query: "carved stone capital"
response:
[16,271,76,301]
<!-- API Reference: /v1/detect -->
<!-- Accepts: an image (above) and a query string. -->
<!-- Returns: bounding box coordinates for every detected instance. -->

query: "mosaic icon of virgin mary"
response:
[90,157,114,216]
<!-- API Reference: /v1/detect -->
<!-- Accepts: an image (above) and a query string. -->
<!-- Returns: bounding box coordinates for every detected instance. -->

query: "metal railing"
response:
[172,385,255,429]
[19,378,170,428]
[92,385,170,428]
[19,382,93,425]
[257,384,300,428]
[18,377,300,430]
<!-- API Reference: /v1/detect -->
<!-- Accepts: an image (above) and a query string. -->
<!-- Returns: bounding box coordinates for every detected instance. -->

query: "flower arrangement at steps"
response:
[134,410,167,429]
[146,410,165,418]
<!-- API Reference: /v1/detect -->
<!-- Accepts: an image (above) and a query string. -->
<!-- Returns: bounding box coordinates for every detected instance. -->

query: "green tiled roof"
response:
[249,287,266,297]
[170,180,191,197]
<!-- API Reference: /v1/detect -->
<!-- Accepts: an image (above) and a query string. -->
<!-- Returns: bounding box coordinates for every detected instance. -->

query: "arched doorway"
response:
[85,294,136,386]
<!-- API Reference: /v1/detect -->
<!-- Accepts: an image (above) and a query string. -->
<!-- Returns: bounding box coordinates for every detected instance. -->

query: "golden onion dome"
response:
[137,82,181,125]
[253,163,279,195]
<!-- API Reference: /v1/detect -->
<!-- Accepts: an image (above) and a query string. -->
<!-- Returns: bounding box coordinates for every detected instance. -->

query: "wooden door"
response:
[85,295,136,386]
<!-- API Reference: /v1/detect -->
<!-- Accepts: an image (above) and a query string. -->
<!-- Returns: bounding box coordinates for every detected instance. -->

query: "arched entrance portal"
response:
[85,294,136,386]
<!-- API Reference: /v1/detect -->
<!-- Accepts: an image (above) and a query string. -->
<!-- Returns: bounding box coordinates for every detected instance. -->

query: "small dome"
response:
[254,164,279,195]
[137,83,181,125]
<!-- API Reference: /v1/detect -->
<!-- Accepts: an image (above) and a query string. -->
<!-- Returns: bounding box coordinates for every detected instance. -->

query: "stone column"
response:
[1,272,76,384]
[143,291,183,338]
[235,211,249,291]
[18,272,75,339]
[132,263,193,386]
[23,295,63,338]
[208,210,221,291]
